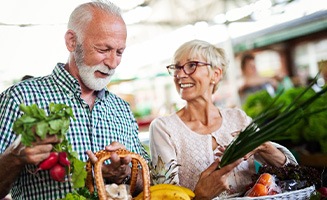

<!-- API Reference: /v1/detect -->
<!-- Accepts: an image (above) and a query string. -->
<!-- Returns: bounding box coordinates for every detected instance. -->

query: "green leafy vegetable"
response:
[59,187,98,200]
[13,103,75,145]
[219,74,327,168]
[256,164,322,189]
[243,83,327,153]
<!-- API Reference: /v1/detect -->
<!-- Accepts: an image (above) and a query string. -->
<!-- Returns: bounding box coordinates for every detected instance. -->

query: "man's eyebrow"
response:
[95,44,126,50]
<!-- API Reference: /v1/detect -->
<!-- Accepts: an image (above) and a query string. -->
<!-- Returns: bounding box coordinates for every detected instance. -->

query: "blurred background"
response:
[1,0,327,165]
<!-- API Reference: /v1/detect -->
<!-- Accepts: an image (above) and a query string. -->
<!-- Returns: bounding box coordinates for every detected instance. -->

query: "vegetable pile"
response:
[240,164,321,198]
[256,164,322,191]
[13,103,87,188]
[219,74,327,168]
[245,173,280,197]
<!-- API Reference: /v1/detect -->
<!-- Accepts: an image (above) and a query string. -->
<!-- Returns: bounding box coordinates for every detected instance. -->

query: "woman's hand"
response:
[193,158,242,200]
[243,142,286,167]
[86,142,132,184]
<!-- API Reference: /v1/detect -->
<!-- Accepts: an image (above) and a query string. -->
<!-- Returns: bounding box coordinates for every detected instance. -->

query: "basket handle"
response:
[85,149,151,200]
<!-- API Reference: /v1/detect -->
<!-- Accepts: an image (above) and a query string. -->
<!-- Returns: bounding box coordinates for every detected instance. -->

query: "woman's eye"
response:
[189,62,197,68]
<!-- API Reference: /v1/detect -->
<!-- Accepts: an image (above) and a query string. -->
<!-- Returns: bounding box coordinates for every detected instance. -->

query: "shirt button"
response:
[69,92,74,99]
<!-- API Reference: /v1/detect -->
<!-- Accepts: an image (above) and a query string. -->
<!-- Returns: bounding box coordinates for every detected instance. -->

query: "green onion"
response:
[219,73,327,168]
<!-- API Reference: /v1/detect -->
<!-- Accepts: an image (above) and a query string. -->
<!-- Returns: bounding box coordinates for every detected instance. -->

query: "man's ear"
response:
[65,30,77,52]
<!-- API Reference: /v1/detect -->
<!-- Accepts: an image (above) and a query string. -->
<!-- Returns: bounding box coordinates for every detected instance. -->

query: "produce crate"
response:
[220,185,315,200]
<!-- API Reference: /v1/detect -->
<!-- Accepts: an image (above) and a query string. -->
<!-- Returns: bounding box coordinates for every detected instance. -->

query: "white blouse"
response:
[149,107,297,197]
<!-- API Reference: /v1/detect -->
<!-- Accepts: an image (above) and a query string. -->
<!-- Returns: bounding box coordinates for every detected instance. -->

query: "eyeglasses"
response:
[166,61,211,76]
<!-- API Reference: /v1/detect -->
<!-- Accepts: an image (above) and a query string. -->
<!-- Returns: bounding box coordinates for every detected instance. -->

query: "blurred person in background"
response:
[319,60,327,84]
[238,54,278,103]
[149,39,297,200]
[0,1,148,199]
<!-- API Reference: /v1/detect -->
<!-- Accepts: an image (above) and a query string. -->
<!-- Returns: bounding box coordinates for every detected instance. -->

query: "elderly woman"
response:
[149,39,297,200]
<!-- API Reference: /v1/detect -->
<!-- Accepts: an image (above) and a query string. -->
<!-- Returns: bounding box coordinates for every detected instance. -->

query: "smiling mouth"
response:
[100,71,109,75]
[180,83,194,88]
[95,70,111,78]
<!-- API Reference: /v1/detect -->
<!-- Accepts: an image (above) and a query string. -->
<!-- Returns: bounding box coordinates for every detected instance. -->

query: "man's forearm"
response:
[0,151,24,198]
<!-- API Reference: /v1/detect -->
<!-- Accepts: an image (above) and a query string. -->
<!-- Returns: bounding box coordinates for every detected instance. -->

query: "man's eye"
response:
[97,49,107,53]
[117,50,124,56]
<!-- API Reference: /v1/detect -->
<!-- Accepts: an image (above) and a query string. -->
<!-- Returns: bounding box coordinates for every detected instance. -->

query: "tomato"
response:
[246,183,268,197]
[257,173,273,187]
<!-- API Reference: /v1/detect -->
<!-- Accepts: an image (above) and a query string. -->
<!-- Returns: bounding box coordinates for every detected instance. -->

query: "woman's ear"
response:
[65,30,77,52]
[212,67,222,84]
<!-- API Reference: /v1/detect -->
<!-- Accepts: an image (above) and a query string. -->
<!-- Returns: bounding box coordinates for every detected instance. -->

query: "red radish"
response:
[50,164,66,182]
[58,152,70,166]
[38,152,59,170]
[318,187,327,197]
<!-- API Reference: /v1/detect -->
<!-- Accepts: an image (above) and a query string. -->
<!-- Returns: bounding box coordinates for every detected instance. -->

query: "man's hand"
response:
[0,134,60,198]
[9,134,60,166]
[86,142,132,184]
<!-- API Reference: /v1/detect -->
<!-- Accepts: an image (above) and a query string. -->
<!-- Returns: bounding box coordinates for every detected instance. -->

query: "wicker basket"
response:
[85,149,151,200]
[223,185,315,200]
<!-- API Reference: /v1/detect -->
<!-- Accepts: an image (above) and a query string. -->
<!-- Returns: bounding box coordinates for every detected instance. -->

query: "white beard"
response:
[78,64,115,91]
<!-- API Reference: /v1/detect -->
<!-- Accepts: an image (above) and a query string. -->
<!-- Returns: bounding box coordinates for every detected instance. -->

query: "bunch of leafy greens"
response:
[242,90,273,118]
[243,85,327,153]
[219,74,327,168]
[59,187,98,200]
[13,103,87,188]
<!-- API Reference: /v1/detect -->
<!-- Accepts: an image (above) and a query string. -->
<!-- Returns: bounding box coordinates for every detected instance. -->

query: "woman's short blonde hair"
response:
[173,39,229,93]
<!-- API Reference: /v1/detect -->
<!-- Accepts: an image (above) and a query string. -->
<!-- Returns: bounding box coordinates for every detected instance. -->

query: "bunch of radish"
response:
[13,103,87,187]
[36,151,71,182]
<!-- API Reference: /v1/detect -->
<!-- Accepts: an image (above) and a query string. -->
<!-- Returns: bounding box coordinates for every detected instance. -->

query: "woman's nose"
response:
[175,70,187,79]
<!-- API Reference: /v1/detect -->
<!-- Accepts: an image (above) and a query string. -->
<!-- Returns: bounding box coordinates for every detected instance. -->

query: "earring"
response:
[211,81,215,84]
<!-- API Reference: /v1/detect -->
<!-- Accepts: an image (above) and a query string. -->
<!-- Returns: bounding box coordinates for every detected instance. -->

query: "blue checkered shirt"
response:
[0,63,149,199]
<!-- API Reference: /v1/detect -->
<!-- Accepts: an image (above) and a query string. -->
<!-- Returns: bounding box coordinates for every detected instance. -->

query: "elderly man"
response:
[0,1,149,199]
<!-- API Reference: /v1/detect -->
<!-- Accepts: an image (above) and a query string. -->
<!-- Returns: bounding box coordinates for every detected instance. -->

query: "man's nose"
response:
[103,52,120,69]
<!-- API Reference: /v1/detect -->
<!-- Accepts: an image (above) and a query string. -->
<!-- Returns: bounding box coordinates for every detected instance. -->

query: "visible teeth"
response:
[180,83,193,88]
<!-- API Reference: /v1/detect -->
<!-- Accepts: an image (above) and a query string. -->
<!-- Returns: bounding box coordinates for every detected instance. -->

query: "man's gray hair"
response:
[67,0,122,42]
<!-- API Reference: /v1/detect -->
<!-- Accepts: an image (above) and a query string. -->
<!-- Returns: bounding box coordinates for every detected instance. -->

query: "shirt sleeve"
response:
[149,117,180,184]
[0,90,22,153]
[271,141,298,165]
[254,141,298,166]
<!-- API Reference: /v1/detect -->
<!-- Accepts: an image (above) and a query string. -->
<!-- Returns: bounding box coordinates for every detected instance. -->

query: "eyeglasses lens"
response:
[167,61,207,76]
[184,62,197,74]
